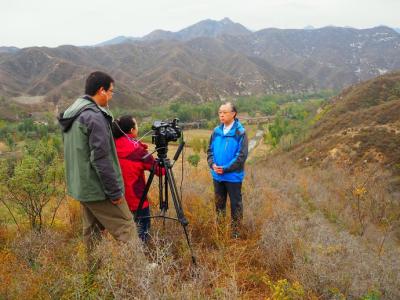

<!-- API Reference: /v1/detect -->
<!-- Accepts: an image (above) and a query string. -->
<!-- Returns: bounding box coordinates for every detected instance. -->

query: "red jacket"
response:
[114,135,163,212]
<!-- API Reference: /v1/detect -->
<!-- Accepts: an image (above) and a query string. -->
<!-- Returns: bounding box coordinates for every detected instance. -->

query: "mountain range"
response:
[1,18,400,110]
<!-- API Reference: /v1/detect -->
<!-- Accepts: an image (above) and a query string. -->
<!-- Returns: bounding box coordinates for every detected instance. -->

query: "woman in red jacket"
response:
[112,115,161,242]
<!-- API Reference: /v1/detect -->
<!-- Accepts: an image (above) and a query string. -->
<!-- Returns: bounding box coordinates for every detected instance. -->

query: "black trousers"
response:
[213,180,243,233]
[132,206,151,243]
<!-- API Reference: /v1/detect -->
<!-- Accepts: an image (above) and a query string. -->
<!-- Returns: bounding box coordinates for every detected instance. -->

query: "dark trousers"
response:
[132,206,151,242]
[213,180,243,234]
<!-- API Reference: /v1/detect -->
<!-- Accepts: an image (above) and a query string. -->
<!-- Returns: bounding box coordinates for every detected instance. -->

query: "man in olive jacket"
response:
[59,71,136,262]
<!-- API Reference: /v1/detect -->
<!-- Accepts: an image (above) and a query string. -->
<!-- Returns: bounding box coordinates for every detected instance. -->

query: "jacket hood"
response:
[58,96,111,133]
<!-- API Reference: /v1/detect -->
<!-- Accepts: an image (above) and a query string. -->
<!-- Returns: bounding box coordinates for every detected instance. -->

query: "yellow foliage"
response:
[264,277,305,300]
[352,186,367,197]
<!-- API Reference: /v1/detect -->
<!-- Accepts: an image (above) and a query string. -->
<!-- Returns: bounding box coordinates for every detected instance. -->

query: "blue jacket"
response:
[207,119,248,182]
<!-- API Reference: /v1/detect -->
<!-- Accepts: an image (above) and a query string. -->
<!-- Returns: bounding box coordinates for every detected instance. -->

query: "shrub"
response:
[190,137,202,153]
[187,153,200,167]
[0,138,65,231]
[264,278,305,300]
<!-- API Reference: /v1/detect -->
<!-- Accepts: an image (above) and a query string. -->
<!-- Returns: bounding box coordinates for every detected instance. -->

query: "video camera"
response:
[151,118,182,156]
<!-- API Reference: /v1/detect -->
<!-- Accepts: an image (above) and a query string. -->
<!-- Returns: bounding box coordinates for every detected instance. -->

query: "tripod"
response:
[136,141,197,265]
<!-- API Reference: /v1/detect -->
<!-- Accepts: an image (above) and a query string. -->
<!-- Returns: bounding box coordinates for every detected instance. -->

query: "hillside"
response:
[291,71,400,187]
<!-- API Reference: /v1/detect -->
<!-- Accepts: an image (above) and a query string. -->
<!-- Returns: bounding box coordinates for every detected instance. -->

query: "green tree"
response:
[2,138,66,231]
[177,106,192,122]
[18,118,34,133]
[261,101,278,115]
[169,102,181,113]
[268,117,287,146]
[5,134,16,151]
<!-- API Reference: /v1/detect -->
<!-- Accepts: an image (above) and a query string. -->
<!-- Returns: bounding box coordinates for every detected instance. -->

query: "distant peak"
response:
[373,25,394,30]
[220,17,234,24]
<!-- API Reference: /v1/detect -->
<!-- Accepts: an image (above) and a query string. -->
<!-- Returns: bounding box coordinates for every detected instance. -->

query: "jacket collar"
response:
[82,95,113,119]
[216,119,243,136]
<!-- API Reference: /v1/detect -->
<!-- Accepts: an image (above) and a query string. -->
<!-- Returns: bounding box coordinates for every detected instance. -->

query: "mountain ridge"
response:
[0,19,400,110]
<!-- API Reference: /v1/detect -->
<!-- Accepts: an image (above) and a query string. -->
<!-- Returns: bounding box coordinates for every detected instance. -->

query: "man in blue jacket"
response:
[207,102,248,238]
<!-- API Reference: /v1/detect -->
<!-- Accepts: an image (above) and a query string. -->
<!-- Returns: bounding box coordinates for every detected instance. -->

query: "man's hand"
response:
[212,164,224,174]
[111,198,123,205]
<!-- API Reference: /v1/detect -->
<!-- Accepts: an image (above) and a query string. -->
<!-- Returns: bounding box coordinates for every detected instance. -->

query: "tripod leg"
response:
[159,167,164,211]
[182,221,197,265]
[163,171,168,229]
[165,166,187,225]
[164,171,169,211]
[164,164,196,265]
[137,164,156,216]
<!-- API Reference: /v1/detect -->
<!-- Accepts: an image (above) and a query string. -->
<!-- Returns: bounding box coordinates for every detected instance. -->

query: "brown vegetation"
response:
[1,148,399,298]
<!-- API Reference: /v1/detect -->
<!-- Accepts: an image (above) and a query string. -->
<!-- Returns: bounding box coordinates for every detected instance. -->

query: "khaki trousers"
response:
[81,198,136,260]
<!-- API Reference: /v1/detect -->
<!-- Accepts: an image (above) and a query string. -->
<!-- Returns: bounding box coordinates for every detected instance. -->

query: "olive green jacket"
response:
[58,96,124,202]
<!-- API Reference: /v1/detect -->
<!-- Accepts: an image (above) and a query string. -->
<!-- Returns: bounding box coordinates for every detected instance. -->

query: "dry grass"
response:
[1,134,399,299]
[0,156,280,299]
[0,142,7,153]
[182,124,260,143]
[257,155,400,299]
[182,129,213,141]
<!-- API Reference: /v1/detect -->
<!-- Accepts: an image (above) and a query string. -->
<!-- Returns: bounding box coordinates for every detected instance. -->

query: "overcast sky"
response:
[1,0,399,48]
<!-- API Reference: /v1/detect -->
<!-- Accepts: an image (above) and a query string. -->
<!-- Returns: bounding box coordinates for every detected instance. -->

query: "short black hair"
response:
[112,115,136,139]
[85,71,114,96]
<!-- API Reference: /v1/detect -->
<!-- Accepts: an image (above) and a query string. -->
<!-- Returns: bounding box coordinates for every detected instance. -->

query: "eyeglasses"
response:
[218,110,234,115]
